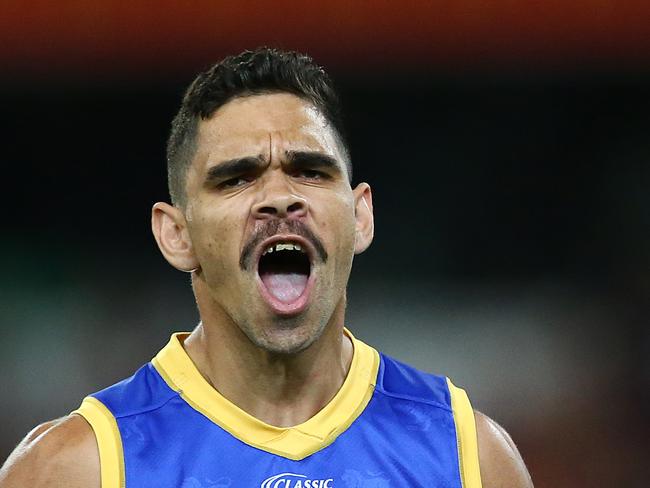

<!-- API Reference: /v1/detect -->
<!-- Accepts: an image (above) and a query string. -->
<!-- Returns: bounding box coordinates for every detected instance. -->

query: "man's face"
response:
[181,93,372,354]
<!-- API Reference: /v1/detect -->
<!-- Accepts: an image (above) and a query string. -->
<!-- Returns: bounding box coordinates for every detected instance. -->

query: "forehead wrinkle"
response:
[201,131,271,171]
[267,130,301,167]
[195,94,343,177]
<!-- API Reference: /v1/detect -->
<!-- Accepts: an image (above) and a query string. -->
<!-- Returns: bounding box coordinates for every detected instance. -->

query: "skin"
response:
[0,93,533,487]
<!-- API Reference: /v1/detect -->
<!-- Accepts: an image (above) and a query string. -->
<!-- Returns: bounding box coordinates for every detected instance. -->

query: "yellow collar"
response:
[151,328,379,460]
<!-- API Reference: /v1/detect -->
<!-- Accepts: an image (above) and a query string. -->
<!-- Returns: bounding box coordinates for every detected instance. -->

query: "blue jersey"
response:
[74,330,482,488]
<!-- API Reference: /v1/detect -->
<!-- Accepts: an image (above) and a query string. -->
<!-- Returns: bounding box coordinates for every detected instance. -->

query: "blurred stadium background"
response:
[1,1,649,486]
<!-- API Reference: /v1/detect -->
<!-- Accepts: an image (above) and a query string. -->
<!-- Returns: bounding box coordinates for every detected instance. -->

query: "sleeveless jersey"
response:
[73,330,482,488]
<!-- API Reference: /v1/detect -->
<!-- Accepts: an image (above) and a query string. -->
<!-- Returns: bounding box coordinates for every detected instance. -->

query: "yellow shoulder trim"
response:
[72,396,125,488]
[447,378,483,488]
[152,328,379,460]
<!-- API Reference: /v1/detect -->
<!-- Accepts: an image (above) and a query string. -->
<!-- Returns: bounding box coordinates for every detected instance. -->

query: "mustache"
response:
[239,219,328,271]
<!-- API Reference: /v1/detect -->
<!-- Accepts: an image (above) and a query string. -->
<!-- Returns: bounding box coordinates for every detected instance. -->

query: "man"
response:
[0,48,533,488]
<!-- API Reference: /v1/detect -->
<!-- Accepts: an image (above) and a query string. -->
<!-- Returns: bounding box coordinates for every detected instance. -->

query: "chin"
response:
[243,316,325,356]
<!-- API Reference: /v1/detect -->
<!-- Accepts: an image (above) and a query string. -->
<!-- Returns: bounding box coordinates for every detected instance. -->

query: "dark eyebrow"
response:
[285,151,342,175]
[204,156,265,183]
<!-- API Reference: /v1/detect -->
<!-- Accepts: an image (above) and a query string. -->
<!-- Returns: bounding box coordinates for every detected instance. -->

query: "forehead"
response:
[194,93,343,163]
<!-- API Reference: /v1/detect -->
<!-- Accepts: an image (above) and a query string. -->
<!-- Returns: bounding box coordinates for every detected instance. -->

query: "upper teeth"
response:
[263,242,304,255]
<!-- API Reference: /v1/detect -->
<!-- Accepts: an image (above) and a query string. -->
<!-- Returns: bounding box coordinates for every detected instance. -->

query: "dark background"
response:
[1,1,649,486]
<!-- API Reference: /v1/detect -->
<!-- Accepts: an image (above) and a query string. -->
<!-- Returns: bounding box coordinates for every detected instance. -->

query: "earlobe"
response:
[353,183,374,255]
[151,202,200,273]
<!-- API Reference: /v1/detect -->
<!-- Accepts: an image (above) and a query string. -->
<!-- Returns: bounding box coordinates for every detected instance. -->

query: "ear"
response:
[352,183,374,255]
[151,202,200,272]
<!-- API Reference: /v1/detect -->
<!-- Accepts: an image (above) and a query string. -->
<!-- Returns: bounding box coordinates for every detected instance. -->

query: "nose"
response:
[251,183,308,220]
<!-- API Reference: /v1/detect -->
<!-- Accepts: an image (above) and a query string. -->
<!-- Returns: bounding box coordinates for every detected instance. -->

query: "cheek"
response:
[319,196,357,255]
[190,210,243,275]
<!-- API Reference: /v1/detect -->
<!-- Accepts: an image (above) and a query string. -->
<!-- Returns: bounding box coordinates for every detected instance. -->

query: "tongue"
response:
[260,272,308,303]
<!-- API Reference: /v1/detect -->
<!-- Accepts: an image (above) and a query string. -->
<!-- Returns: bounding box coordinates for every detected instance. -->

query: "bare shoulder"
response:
[0,414,99,488]
[475,411,534,488]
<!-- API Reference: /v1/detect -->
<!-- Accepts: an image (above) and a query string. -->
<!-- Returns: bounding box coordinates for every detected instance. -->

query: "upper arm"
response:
[0,414,100,488]
[475,411,534,488]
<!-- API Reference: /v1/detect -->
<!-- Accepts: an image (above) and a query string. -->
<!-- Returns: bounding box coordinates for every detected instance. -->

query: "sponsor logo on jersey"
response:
[261,472,333,488]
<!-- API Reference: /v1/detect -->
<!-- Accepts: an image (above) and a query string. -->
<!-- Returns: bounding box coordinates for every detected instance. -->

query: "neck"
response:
[183,298,353,427]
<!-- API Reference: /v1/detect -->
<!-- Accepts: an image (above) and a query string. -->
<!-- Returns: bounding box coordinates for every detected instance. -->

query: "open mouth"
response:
[257,240,312,311]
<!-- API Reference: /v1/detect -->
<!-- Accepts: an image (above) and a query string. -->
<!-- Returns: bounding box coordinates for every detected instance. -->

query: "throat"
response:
[183,325,355,428]
[232,363,346,427]
[248,394,329,428]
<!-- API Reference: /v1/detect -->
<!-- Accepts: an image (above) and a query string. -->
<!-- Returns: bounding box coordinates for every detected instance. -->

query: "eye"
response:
[219,176,252,189]
[297,169,327,180]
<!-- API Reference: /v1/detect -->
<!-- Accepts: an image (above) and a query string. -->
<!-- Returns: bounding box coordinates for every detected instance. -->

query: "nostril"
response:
[258,206,277,215]
[253,197,307,218]
[287,202,304,214]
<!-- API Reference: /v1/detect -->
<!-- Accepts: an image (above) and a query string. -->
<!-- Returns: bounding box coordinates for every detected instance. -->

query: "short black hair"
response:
[166,47,350,207]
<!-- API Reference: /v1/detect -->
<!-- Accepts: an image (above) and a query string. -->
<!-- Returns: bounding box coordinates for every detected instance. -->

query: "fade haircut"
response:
[166,47,351,207]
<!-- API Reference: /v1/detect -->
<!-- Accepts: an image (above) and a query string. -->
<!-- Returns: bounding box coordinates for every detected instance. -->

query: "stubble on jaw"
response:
[232,284,344,357]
